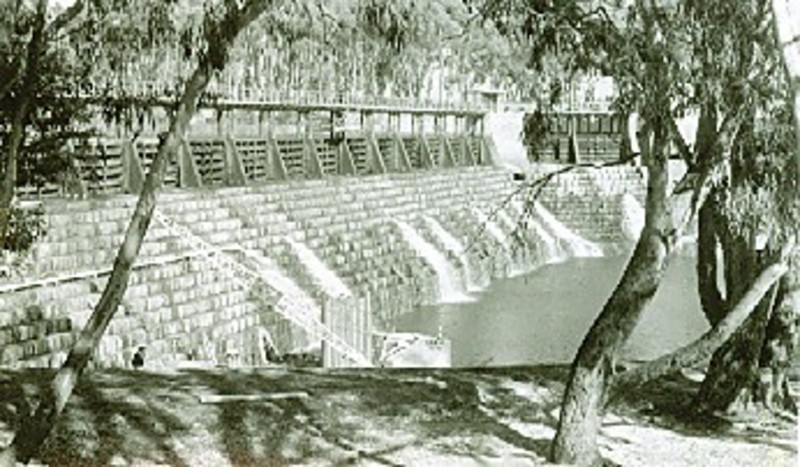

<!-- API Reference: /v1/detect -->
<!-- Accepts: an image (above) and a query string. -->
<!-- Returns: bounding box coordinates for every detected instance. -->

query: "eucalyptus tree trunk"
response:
[0,0,46,249]
[0,1,275,464]
[551,122,676,466]
[696,245,798,414]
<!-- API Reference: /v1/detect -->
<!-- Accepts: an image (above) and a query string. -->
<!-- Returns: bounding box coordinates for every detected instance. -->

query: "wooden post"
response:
[223,134,248,186]
[339,139,357,175]
[481,133,498,166]
[179,137,203,187]
[419,135,435,168]
[366,132,387,174]
[298,111,323,178]
[216,109,225,138]
[322,301,330,367]
[461,133,474,166]
[267,128,288,180]
[441,135,457,168]
[121,139,145,194]
[365,290,372,364]
[394,132,413,171]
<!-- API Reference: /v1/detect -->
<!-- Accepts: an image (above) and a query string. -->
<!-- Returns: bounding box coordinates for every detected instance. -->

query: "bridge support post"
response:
[362,112,386,174]
[223,134,248,186]
[481,134,498,166]
[322,301,330,367]
[267,129,288,181]
[121,139,145,194]
[339,139,357,175]
[179,137,203,187]
[300,112,324,178]
[419,134,435,169]
[441,135,457,168]
[393,132,413,172]
[366,133,387,175]
[461,134,475,166]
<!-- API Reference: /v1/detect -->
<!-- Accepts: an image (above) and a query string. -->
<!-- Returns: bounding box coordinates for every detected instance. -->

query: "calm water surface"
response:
[393,255,710,367]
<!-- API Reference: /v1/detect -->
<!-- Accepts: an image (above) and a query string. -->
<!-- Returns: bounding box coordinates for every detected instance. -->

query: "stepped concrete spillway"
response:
[0,165,646,369]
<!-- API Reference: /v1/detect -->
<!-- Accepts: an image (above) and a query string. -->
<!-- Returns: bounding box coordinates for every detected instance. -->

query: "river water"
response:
[393,255,710,367]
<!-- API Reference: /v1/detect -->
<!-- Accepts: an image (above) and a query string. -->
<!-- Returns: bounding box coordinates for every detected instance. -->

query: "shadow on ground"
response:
[0,366,795,466]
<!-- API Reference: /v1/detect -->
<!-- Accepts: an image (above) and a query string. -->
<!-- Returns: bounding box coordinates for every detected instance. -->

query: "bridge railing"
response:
[14,131,496,199]
[72,79,490,113]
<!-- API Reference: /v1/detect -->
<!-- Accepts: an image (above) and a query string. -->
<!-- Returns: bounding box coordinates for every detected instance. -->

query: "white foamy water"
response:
[620,193,645,242]
[496,208,518,233]
[286,237,352,298]
[508,199,566,264]
[394,219,472,303]
[471,207,512,250]
[423,215,480,293]
[533,202,604,258]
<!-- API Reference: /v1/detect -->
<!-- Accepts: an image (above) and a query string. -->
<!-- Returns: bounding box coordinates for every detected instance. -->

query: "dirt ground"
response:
[0,366,796,466]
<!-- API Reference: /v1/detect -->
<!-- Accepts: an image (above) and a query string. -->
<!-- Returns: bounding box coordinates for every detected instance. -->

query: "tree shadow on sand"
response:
[38,371,191,466]
[612,373,798,454]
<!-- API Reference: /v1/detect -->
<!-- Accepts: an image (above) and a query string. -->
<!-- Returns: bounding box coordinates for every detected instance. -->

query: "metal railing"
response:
[153,209,372,367]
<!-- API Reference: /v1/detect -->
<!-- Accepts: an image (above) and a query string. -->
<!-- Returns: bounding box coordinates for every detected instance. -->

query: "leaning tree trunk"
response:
[551,123,675,466]
[0,2,274,464]
[607,260,789,402]
[0,103,26,249]
[694,194,797,414]
[695,255,779,413]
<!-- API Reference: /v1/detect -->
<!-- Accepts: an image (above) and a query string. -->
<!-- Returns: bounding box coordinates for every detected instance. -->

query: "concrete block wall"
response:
[527,164,647,243]
[0,164,646,369]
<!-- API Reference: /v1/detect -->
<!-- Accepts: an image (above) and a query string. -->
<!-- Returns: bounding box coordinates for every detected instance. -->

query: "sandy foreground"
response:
[0,366,796,466]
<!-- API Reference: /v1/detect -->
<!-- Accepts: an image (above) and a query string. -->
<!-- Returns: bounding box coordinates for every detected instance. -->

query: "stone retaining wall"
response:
[0,164,647,369]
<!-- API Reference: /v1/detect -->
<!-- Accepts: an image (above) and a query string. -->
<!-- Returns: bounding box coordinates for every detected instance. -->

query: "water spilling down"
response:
[422,216,481,293]
[393,219,473,303]
[285,236,353,299]
[471,206,513,251]
[533,202,604,258]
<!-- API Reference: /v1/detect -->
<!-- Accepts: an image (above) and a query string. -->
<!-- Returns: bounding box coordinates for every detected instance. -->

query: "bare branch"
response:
[44,0,86,36]
[466,153,640,253]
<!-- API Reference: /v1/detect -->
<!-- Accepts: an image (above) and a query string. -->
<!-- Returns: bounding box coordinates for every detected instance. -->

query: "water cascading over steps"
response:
[471,207,513,251]
[532,202,604,258]
[509,199,566,264]
[393,219,472,303]
[285,236,353,299]
[153,211,372,367]
[422,215,481,293]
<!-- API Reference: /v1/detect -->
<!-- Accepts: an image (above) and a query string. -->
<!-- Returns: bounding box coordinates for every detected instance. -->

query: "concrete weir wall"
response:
[0,165,646,369]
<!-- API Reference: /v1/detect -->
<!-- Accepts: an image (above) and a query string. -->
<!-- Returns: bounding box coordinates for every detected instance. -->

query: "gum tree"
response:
[0,0,281,463]
[0,0,93,248]
[483,0,796,464]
